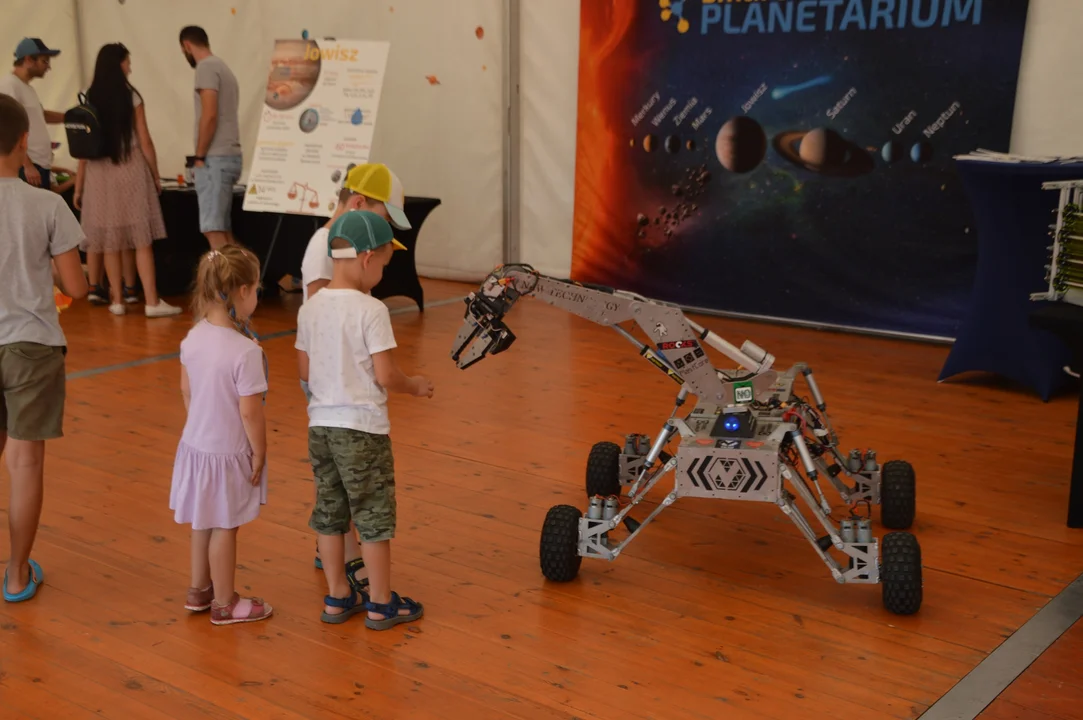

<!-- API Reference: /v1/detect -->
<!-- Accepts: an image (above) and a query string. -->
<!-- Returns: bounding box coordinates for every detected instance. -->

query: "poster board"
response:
[570,0,1030,339]
[243,38,390,216]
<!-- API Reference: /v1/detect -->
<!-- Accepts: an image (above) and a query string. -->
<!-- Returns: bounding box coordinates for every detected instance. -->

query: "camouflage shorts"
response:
[308,426,396,542]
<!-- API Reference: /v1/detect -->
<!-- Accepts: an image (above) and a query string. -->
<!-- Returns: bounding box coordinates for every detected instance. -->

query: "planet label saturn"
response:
[826,87,857,120]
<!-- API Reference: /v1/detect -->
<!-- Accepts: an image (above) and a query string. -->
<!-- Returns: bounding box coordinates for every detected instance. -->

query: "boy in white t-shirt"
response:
[299,163,411,302]
[296,210,432,629]
[298,162,412,581]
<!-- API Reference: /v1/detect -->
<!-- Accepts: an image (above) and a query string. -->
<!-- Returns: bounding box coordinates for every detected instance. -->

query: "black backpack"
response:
[64,93,105,160]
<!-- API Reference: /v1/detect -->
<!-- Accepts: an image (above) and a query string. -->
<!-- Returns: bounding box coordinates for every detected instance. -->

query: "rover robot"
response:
[450,264,922,615]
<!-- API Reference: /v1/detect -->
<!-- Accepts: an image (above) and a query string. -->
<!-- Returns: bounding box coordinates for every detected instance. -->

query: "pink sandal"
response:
[210,592,273,625]
[185,584,214,612]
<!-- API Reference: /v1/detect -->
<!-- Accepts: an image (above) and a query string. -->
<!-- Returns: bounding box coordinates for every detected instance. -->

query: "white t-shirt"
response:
[295,288,398,435]
[299,227,332,302]
[0,73,52,169]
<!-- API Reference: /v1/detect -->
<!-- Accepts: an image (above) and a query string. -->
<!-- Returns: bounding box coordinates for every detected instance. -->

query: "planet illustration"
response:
[643,134,657,152]
[351,108,364,125]
[772,127,874,177]
[910,141,933,163]
[331,170,342,183]
[686,139,696,151]
[664,135,680,154]
[299,108,320,133]
[881,140,902,164]
[714,116,767,174]
[265,39,321,111]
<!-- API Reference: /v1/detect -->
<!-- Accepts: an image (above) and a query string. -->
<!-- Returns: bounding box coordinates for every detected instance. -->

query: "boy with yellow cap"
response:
[296,210,431,628]
[300,162,410,302]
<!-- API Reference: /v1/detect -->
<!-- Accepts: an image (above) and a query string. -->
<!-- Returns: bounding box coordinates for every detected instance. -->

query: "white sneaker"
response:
[145,300,183,318]
[109,303,126,316]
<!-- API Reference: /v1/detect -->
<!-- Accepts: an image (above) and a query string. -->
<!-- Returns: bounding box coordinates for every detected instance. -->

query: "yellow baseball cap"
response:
[342,163,411,230]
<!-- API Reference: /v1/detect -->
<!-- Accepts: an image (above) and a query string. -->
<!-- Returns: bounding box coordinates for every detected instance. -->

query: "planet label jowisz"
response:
[570,0,1030,337]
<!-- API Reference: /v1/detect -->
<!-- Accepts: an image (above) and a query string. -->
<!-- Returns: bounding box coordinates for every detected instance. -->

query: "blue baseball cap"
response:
[15,38,60,62]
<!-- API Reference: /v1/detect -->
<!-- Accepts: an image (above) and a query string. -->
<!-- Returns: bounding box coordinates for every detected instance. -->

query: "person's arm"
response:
[305,279,330,299]
[372,350,433,398]
[73,159,86,209]
[22,156,40,186]
[180,365,191,413]
[194,89,218,163]
[52,248,88,300]
[133,102,161,193]
[239,394,266,486]
[297,349,310,383]
[43,109,64,123]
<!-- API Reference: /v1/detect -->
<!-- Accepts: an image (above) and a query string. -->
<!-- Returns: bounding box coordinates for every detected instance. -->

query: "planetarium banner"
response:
[570,0,1030,338]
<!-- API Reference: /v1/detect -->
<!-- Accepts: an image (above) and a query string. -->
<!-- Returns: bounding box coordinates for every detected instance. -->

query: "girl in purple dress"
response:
[170,245,273,625]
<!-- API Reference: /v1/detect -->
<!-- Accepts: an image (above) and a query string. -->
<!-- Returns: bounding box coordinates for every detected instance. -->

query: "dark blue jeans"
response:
[18,163,51,191]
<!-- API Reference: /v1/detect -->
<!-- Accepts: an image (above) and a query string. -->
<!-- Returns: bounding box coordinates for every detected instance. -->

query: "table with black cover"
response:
[1029,302,1083,528]
[148,186,440,309]
[938,160,1083,400]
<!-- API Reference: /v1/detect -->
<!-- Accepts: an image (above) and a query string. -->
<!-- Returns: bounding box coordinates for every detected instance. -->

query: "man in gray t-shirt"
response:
[180,26,243,249]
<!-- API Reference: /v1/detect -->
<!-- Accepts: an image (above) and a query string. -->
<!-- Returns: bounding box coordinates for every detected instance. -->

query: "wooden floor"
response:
[980,618,1083,719]
[1,277,1083,719]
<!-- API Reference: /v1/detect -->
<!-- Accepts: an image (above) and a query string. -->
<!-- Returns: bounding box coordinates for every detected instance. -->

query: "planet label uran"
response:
[893,110,917,135]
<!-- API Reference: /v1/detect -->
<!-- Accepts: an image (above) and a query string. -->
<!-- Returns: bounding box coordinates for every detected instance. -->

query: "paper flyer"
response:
[243,38,390,216]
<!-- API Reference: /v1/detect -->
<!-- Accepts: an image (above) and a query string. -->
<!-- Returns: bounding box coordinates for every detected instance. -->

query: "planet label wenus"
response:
[698,0,983,35]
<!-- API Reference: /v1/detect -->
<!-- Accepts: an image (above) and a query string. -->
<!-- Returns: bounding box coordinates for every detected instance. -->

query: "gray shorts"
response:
[194,155,243,233]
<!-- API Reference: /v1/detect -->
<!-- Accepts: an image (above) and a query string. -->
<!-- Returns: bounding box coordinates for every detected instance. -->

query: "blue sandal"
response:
[364,592,423,631]
[320,589,368,624]
[3,559,43,603]
[345,557,369,595]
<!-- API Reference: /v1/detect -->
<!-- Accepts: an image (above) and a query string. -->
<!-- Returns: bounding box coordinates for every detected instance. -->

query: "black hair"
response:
[179,26,210,47]
[87,43,141,164]
[0,93,29,155]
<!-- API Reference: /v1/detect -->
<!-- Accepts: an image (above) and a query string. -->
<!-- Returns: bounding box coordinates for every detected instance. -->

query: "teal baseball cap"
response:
[328,210,407,259]
[15,38,60,61]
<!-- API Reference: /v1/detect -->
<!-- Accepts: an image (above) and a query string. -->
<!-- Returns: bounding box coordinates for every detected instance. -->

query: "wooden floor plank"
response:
[2,278,1082,719]
[979,618,1083,720]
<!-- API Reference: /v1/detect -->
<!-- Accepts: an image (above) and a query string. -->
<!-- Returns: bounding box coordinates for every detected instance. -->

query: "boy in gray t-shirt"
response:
[0,93,87,603]
[180,26,243,249]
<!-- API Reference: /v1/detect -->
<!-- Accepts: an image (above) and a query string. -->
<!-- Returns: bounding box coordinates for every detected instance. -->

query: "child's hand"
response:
[412,376,434,398]
[249,454,266,486]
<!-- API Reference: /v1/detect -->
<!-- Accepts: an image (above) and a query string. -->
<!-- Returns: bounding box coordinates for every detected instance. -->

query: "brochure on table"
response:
[243,38,390,216]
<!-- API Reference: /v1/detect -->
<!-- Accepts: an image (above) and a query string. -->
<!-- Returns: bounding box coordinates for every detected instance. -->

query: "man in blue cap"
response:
[0,38,64,190]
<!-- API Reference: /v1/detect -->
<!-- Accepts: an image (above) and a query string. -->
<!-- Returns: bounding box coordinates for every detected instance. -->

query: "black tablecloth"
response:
[1029,302,1083,528]
[937,160,1083,400]
[68,187,441,310]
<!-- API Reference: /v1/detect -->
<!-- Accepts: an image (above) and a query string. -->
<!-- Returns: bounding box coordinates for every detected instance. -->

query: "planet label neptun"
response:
[893,110,917,135]
[923,101,961,138]
[826,87,857,120]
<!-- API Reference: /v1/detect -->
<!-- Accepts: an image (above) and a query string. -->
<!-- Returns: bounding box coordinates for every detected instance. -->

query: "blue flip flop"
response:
[3,559,43,603]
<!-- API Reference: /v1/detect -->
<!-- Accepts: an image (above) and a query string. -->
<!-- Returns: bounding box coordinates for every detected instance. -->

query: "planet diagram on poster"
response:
[265,39,321,111]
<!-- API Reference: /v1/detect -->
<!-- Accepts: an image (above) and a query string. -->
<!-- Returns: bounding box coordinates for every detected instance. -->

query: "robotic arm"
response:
[451,265,776,409]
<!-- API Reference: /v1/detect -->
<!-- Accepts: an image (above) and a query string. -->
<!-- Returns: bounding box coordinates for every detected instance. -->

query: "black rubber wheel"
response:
[880,460,916,529]
[539,505,583,582]
[586,441,622,498]
[881,531,922,615]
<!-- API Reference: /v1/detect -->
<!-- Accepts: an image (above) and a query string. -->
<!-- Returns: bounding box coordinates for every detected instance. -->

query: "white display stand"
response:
[1034,179,1083,307]
[244,37,390,216]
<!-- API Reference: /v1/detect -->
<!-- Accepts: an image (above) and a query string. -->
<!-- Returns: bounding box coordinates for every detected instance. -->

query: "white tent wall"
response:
[71,0,504,281]
[517,0,1083,281]
[2,0,82,172]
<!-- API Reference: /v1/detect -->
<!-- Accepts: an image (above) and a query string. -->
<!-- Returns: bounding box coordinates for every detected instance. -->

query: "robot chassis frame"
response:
[451,264,922,615]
